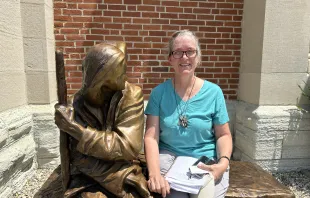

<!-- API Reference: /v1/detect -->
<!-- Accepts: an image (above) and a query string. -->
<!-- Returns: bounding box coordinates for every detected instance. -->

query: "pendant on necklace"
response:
[179,115,188,128]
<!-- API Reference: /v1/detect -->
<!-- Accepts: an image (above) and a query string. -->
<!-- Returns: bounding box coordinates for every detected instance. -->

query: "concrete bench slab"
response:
[226,161,295,198]
[35,160,295,198]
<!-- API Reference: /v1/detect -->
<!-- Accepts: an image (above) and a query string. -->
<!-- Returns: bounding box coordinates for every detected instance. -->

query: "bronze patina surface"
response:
[226,161,295,198]
[56,50,70,190]
[55,42,151,198]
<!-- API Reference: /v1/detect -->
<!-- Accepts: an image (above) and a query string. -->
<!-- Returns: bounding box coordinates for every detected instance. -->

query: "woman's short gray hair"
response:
[167,30,201,64]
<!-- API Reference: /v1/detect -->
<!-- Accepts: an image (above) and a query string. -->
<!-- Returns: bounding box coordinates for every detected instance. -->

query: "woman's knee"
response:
[190,176,215,198]
[214,169,229,198]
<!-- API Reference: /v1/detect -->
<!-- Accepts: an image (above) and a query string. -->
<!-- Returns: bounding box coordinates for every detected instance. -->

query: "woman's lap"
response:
[159,150,176,175]
[214,168,229,198]
[159,150,229,198]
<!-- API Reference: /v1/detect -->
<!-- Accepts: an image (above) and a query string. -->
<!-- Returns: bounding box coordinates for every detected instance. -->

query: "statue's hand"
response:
[54,104,78,135]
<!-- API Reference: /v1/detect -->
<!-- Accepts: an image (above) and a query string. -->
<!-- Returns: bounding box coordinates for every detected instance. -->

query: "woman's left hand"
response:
[197,162,227,182]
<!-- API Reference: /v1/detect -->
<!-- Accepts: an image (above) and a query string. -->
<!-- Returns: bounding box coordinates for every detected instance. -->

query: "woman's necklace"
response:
[174,77,196,128]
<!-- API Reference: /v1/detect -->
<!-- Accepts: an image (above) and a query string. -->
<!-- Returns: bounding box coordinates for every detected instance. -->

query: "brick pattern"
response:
[54,0,243,100]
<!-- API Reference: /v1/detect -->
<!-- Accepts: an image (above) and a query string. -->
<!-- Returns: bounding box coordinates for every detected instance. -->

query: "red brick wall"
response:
[54,0,243,100]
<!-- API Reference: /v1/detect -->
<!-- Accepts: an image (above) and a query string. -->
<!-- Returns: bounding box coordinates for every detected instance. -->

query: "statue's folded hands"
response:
[55,104,82,141]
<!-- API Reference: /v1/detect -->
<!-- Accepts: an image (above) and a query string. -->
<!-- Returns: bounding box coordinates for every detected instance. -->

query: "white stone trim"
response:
[234,101,310,171]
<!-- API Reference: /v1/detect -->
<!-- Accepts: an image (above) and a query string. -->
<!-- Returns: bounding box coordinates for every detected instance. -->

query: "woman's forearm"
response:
[215,123,232,167]
[144,137,161,177]
[216,133,232,169]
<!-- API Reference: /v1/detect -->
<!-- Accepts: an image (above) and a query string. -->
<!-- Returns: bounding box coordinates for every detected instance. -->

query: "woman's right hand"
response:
[147,174,170,198]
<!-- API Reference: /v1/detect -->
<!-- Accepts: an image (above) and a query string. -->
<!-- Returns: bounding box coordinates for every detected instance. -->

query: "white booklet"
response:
[189,165,209,175]
[164,156,212,194]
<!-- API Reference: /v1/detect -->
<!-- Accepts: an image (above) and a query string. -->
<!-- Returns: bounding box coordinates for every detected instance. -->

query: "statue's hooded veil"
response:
[80,41,127,94]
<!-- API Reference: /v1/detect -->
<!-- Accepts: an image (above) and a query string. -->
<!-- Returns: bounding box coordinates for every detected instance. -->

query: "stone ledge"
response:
[0,105,32,150]
[234,148,310,172]
[31,104,60,169]
[0,134,36,197]
[226,161,295,198]
[0,104,59,197]
[234,130,282,160]
[234,102,310,171]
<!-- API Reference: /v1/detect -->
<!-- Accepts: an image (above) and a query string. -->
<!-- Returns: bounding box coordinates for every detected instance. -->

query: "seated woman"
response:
[55,42,151,198]
[144,30,232,198]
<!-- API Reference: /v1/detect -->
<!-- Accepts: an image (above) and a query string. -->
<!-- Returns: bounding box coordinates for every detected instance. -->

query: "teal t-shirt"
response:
[145,79,229,159]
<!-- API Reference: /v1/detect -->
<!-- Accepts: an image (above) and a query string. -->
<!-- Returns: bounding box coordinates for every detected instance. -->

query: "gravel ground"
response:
[11,169,310,198]
[11,169,55,198]
[273,169,310,198]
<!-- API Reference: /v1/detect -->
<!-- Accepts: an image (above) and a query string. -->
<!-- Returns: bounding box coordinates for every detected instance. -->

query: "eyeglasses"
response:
[171,50,197,59]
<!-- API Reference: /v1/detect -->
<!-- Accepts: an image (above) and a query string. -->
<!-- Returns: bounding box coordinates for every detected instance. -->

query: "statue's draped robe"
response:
[65,82,150,198]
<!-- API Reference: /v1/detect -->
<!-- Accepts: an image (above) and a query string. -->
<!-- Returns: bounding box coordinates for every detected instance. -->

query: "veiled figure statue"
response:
[54,42,151,198]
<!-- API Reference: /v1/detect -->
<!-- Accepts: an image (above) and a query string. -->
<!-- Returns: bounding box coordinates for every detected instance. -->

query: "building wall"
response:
[235,0,310,171]
[239,0,310,105]
[54,0,244,100]
[0,0,59,197]
[0,1,32,195]
[0,0,28,112]
[22,0,57,104]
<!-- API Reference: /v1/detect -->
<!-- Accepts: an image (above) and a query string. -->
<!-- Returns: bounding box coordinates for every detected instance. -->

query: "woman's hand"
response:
[197,162,227,182]
[147,174,170,198]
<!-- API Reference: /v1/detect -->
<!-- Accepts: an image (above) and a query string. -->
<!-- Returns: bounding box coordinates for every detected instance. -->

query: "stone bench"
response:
[35,158,295,198]
[225,161,294,198]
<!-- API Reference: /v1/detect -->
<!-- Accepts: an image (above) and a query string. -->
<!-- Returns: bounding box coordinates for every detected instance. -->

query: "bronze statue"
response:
[54,42,151,198]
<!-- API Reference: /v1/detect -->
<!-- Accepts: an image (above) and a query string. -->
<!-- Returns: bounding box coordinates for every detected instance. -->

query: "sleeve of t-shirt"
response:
[213,87,229,125]
[144,86,161,116]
